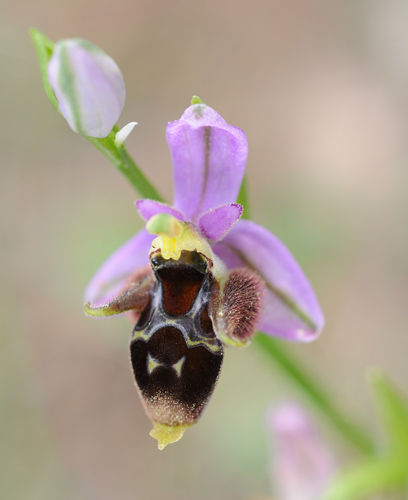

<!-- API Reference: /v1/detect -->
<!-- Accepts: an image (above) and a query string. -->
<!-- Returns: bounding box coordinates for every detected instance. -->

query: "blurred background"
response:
[2,0,408,498]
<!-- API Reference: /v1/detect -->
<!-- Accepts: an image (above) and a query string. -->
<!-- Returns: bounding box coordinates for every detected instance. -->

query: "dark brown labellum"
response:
[130,251,223,430]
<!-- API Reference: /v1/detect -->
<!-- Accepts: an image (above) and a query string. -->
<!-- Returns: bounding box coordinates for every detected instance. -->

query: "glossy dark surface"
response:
[130,251,223,426]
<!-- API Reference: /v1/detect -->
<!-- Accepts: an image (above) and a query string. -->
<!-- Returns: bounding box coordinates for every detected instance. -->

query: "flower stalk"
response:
[86,131,163,201]
[254,334,375,454]
[241,181,374,454]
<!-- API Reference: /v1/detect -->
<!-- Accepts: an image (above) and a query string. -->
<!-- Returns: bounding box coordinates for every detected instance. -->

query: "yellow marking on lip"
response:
[185,337,222,353]
[215,331,249,348]
[172,356,186,377]
[147,354,161,375]
[131,328,150,342]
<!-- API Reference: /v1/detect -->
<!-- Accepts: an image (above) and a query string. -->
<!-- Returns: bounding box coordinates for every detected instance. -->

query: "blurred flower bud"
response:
[266,403,336,500]
[48,38,125,138]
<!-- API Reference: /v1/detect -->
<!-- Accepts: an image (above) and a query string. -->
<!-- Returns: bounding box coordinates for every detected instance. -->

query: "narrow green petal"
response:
[369,370,408,455]
[323,457,408,500]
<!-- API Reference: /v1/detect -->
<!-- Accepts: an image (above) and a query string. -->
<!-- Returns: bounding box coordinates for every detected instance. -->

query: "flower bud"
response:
[48,38,125,138]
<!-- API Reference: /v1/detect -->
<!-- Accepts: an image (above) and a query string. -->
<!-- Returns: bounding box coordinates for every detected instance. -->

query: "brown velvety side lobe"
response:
[84,266,155,322]
[120,266,156,323]
[212,268,264,344]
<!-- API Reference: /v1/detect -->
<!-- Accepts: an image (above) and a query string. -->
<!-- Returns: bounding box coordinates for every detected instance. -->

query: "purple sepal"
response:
[213,219,324,342]
[136,199,184,222]
[199,204,243,242]
[166,104,248,223]
[84,229,154,307]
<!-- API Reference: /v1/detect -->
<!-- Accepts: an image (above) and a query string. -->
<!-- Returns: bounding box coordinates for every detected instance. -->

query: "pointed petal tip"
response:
[199,203,243,241]
[83,301,125,318]
[292,324,324,343]
[258,309,324,344]
[115,121,137,147]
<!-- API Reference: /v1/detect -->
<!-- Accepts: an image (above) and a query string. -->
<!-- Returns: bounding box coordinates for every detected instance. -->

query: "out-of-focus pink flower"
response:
[266,403,336,500]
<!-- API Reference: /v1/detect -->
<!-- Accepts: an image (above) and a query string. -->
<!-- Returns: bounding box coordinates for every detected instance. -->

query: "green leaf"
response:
[29,28,59,111]
[369,370,408,456]
[322,372,408,500]
[87,130,164,201]
[323,456,408,500]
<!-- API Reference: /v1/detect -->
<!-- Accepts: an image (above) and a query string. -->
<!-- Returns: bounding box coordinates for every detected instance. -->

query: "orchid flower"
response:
[84,101,324,449]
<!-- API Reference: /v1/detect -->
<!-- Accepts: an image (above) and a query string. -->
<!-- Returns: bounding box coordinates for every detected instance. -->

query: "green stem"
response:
[254,323,375,454]
[238,176,374,454]
[117,147,163,201]
[237,174,249,219]
[87,130,164,201]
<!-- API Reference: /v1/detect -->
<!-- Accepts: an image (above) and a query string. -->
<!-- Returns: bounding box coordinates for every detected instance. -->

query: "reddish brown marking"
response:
[159,265,204,316]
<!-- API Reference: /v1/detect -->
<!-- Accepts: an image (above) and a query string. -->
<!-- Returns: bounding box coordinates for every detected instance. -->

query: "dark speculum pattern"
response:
[130,251,223,426]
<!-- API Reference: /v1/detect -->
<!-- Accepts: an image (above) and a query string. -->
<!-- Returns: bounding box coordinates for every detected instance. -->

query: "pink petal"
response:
[84,229,154,306]
[136,199,184,222]
[166,104,248,223]
[199,204,242,242]
[213,219,324,342]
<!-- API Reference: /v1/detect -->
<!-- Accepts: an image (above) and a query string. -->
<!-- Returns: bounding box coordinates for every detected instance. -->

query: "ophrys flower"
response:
[84,101,324,449]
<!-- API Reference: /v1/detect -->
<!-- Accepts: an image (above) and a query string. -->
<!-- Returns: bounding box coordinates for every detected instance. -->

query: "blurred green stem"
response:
[239,177,374,454]
[254,335,374,454]
[237,174,249,219]
[87,131,163,201]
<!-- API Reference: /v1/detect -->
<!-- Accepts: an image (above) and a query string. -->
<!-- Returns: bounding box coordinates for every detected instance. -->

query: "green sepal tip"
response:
[83,302,122,318]
[29,28,59,112]
[191,95,205,105]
